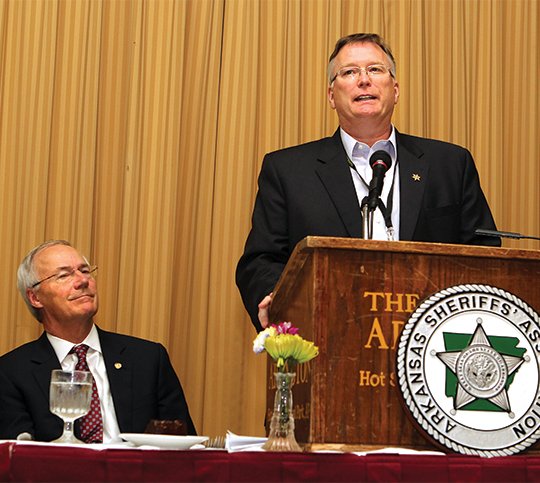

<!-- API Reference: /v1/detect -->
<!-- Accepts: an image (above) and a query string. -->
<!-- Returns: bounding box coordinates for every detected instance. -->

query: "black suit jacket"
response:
[236,129,500,331]
[0,327,196,441]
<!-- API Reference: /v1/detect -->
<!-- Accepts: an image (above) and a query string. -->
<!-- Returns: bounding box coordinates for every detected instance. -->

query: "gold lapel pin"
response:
[114,362,122,369]
[412,173,421,182]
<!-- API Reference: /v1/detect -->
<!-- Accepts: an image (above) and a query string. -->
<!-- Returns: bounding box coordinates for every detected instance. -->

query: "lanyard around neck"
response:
[346,155,397,239]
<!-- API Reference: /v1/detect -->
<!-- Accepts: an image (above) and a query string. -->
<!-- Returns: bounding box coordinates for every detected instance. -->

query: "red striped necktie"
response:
[71,344,104,443]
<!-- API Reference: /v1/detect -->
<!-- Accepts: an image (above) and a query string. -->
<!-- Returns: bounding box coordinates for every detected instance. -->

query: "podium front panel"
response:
[267,237,540,450]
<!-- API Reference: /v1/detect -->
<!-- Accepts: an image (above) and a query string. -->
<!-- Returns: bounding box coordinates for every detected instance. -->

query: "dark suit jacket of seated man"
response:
[0,240,195,442]
[236,33,500,332]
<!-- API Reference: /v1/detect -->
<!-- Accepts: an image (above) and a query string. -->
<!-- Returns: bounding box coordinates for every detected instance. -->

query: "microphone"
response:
[475,228,540,241]
[367,150,392,211]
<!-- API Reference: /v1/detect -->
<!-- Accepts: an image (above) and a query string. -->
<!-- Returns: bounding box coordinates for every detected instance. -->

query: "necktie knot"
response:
[72,343,89,357]
[71,344,90,370]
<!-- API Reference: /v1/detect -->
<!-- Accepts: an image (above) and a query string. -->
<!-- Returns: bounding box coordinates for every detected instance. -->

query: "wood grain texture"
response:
[269,237,540,449]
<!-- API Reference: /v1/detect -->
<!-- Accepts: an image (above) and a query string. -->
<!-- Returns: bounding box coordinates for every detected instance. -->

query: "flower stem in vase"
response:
[262,372,302,452]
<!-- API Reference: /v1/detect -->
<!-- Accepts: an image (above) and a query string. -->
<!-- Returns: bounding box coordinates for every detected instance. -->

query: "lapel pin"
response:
[114,362,122,369]
[412,173,421,182]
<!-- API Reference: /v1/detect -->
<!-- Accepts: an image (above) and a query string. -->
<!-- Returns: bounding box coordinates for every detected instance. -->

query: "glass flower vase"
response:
[262,372,302,452]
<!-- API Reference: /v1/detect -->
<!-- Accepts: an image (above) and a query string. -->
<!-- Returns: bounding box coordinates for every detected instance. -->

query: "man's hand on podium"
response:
[257,293,273,329]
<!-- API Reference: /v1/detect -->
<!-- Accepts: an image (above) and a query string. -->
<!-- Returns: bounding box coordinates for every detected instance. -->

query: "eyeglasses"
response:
[331,64,394,83]
[31,265,98,288]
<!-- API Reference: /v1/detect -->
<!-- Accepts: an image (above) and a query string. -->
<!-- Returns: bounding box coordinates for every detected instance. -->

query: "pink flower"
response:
[271,321,299,335]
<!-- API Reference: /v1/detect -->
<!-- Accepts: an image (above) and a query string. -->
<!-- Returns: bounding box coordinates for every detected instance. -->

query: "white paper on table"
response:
[225,430,267,452]
[353,446,445,456]
[0,440,131,450]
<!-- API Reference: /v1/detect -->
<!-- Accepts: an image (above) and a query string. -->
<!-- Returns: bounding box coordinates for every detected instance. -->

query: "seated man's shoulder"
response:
[0,339,40,364]
[100,329,165,353]
[0,340,45,380]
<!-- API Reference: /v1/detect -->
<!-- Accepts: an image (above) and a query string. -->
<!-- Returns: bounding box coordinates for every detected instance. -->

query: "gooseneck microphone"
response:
[367,150,392,211]
[475,228,540,241]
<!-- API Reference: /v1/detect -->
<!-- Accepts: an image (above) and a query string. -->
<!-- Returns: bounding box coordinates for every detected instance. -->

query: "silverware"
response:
[204,435,226,449]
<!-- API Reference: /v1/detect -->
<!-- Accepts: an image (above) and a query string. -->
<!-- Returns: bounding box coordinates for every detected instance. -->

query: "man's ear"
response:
[27,288,44,309]
[327,85,336,110]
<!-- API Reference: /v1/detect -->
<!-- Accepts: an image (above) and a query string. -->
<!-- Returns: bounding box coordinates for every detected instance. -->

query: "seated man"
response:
[0,240,195,443]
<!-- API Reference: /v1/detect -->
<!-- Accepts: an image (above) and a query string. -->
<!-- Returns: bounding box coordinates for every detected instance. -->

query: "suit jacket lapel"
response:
[315,129,363,238]
[396,131,428,241]
[98,328,133,432]
[32,333,62,402]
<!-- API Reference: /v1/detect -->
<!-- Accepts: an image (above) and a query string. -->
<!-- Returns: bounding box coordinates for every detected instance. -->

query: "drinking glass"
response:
[49,369,93,443]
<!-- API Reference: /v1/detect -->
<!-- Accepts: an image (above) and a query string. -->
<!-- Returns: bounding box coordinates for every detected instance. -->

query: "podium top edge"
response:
[295,236,540,261]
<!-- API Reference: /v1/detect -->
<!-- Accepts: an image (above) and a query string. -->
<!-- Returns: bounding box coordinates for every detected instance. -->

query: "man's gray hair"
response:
[327,33,397,84]
[17,240,73,322]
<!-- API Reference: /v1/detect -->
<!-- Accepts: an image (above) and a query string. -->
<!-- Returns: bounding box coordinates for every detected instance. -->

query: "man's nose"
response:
[72,270,90,287]
[357,70,371,84]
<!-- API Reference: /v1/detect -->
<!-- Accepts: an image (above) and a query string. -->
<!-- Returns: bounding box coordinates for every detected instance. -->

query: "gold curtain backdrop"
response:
[0,0,538,438]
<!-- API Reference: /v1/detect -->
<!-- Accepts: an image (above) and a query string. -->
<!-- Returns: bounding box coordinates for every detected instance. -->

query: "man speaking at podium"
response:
[236,33,499,332]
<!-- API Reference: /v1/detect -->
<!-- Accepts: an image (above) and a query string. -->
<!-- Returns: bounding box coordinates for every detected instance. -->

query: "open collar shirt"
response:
[340,126,400,240]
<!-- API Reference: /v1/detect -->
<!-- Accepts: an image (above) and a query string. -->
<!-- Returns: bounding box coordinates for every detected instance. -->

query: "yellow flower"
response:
[252,322,318,370]
[292,338,319,364]
[264,334,319,369]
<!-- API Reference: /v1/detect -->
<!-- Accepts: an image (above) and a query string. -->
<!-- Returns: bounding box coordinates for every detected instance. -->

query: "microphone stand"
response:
[361,197,392,241]
[361,197,373,239]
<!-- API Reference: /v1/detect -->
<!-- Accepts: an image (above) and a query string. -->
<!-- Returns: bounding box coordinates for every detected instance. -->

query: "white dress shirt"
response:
[47,324,122,443]
[340,126,400,240]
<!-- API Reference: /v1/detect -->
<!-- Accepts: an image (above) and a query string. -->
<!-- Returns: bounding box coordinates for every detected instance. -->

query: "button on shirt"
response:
[340,127,400,240]
[47,325,122,443]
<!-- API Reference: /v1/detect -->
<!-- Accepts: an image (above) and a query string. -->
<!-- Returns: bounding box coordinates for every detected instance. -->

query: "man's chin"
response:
[73,297,98,316]
[352,105,380,116]
[81,307,99,320]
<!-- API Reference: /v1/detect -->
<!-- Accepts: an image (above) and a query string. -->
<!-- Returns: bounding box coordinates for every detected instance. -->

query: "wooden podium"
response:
[266,236,540,451]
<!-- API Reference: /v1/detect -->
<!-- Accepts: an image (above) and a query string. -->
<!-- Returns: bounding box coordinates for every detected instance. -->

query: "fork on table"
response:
[204,435,226,449]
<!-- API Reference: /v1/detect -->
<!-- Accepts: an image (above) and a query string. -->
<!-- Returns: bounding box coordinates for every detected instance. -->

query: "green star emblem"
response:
[436,318,528,414]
